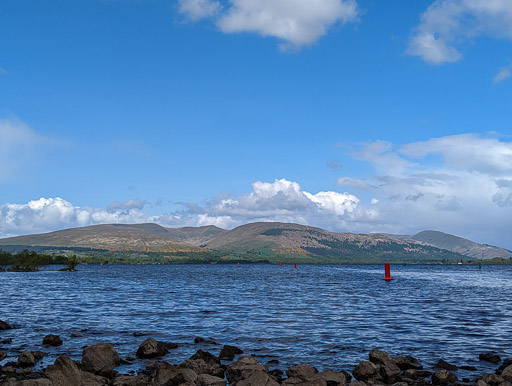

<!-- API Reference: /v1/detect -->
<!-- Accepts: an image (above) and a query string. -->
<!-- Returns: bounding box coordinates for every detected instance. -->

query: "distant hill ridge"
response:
[0,222,509,262]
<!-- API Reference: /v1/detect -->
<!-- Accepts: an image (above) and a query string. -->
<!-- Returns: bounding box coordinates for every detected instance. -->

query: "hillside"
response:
[205,222,466,263]
[0,224,201,253]
[410,230,512,260]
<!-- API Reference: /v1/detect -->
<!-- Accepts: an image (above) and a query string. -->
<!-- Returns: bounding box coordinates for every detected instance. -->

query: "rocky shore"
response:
[1,320,511,386]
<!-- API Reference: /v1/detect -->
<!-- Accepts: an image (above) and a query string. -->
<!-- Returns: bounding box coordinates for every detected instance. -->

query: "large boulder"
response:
[226,356,268,385]
[219,345,244,361]
[42,334,63,347]
[434,359,458,371]
[237,370,280,386]
[44,355,82,386]
[135,338,168,359]
[369,349,400,382]
[502,365,512,381]
[432,369,458,385]
[111,374,153,386]
[81,371,110,386]
[190,350,221,365]
[196,373,227,386]
[353,361,381,383]
[17,351,36,368]
[180,358,225,378]
[81,343,121,377]
[286,364,318,381]
[480,373,505,386]
[393,355,423,370]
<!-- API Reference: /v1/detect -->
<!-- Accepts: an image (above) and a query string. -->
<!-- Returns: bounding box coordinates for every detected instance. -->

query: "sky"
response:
[1,0,512,248]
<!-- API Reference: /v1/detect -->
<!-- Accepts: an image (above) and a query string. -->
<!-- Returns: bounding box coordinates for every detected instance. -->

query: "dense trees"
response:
[0,249,79,272]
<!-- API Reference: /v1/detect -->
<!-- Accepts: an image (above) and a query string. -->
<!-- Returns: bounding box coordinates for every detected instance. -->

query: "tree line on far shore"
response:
[0,249,79,272]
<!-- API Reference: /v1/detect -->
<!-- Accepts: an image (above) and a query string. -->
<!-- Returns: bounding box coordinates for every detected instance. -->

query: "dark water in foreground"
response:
[0,264,511,376]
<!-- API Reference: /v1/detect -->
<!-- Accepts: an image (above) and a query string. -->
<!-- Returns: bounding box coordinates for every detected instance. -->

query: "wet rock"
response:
[238,370,280,386]
[81,371,110,386]
[434,360,458,371]
[314,369,347,385]
[195,337,219,345]
[190,349,221,365]
[369,349,400,382]
[180,358,225,378]
[432,369,458,385]
[135,338,169,359]
[0,352,7,361]
[44,355,81,386]
[501,365,512,381]
[479,353,501,364]
[153,361,180,385]
[349,381,367,386]
[112,374,152,386]
[168,368,198,385]
[268,369,284,383]
[226,356,268,385]
[17,351,36,368]
[394,356,423,371]
[416,370,433,378]
[340,370,352,382]
[480,373,504,386]
[132,332,148,337]
[403,369,418,380]
[42,334,62,347]
[70,332,84,338]
[459,366,477,371]
[497,359,512,375]
[196,373,227,386]
[219,345,244,361]
[146,361,158,372]
[353,361,381,383]
[1,338,13,344]
[0,320,12,330]
[4,379,53,386]
[286,364,319,380]
[81,343,121,377]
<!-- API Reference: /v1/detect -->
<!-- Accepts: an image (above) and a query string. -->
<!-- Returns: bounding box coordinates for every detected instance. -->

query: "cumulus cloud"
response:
[408,0,512,64]
[178,0,221,21]
[493,64,512,83]
[0,197,152,237]
[178,0,360,49]
[336,133,512,247]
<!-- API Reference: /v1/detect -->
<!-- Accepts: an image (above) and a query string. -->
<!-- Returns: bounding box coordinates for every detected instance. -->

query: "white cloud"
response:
[178,0,360,49]
[178,0,221,21]
[493,64,512,83]
[408,0,512,64]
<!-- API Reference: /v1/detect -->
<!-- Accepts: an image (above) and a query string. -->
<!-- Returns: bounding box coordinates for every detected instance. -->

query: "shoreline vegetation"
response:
[0,320,510,386]
[1,249,512,271]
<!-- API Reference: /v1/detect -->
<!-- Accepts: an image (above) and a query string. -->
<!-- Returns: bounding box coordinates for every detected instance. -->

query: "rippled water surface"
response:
[1,264,511,375]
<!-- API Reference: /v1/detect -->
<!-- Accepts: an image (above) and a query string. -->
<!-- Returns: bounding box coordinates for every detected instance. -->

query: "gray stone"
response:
[353,361,381,383]
[81,343,121,377]
[0,320,12,330]
[226,356,268,385]
[81,371,110,386]
[17,351,36,368]
[44,355,82,386]
[196,373,227,386]
[237,370,280,386]
[502,365,512,382]
[480,373,504,386]
[42,334,62,347]
[432,369,458,385]
[112,374,152,385]
[135,338,168,359]
[219,345,244,361]
[286,364,319,381]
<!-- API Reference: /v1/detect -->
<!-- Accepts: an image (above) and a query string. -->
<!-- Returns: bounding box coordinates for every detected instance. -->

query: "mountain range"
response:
[0,222,510,263]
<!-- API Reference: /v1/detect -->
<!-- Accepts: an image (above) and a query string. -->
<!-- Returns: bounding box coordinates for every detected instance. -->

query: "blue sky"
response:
[1,0,512,248]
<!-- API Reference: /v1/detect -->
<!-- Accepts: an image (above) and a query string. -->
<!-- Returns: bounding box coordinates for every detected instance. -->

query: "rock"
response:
[268,369,284,383]
[348,382,367,386]
[434,359,458,371]
[226,356,268,385]
[369,349,400,382]
[502,365,512,381]
[112,374,152,386]
[237,369,280,386]
[432,369,458,385]
[180,358,225,378]
[479,353,501,364]
[403,369,418,380]
[196,373,227,386]
[70,332,84,338]
[314,369,347,385]
[81,343,121,377]
[459,366,477,371]
[194,337,218,345]
[219,345,244,361]
[353,361,381,383]
[81,371,110,386]
[153,361,180,385]
[42,334,63,347]
[44,355,82,386]
[135,338,168,359]
[286,364,318,380]
[394,356,423,370]
[167,368,198,385]
[17,351,36,368]
[1,338,13,344]
[0,352,7,361]
[190,349,221,365]
[416,370,433,378]
[4,379,53,386]
[480,373,504,386]
[497,360,512,375]
[0,320,12,330]
[146,361,158,372]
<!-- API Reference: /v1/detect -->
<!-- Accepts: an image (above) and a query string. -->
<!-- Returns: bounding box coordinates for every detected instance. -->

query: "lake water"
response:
[0,264,511,377]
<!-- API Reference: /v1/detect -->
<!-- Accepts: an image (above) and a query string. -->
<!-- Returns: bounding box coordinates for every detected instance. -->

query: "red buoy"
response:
[280,262,283,267]
[294,262,297,269]
[383,262,394,281]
